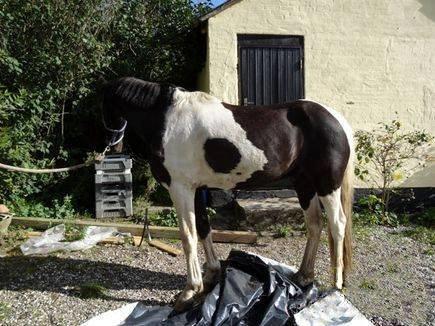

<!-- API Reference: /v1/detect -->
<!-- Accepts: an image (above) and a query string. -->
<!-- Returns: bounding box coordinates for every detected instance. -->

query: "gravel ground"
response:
[0,225,433,326]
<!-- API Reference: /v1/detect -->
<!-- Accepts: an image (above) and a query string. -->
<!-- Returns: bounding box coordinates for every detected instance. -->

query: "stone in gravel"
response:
[236,197,304,229]
[0,205,9,214]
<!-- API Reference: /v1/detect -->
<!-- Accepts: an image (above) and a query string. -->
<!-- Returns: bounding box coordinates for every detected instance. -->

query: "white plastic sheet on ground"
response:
[20,224,117,255]
[294,291,372,326]
[82,253,373,326]
[81,303,145,326]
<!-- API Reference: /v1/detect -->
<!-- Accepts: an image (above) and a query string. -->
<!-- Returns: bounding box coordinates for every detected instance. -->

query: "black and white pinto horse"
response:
[103,77,354,311]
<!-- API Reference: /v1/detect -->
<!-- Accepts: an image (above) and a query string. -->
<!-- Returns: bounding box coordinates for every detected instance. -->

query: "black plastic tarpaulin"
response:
[117,250,318,326]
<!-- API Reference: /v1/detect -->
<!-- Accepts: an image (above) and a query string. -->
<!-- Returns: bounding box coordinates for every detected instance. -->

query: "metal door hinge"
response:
[243,98,254,106]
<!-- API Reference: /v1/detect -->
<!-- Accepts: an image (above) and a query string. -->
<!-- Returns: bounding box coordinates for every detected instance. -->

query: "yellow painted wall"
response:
[198,0,435,187]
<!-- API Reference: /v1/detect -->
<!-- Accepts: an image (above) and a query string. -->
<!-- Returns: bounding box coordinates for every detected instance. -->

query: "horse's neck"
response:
[124,84,175,152]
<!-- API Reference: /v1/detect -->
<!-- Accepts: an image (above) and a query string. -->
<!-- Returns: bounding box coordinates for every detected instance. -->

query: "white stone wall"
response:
[198,0,435,187]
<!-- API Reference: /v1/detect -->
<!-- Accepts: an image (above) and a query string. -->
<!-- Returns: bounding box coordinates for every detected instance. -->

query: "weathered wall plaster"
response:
[198,0,435,187]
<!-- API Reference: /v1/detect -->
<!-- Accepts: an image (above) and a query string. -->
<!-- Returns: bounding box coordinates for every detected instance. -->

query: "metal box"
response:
[95,155,133,218]
[95,154,132,172]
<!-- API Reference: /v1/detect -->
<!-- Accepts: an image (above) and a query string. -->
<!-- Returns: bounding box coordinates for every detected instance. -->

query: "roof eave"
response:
[199,0,244,22]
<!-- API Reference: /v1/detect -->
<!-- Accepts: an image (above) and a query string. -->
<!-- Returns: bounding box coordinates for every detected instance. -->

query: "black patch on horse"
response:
[286,101,350,197]
[103,77,175,186]
[222,101,349,200]
[204,138,241,173]
[222,103,303,188]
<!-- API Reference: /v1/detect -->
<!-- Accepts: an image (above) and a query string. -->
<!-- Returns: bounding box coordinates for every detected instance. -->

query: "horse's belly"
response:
[163,138,267,189]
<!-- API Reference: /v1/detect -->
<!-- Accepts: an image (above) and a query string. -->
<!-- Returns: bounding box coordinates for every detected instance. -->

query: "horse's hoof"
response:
[293,271,314,287]
[174,288,206,312]
[334,282,343,290]
[174,292,196,312]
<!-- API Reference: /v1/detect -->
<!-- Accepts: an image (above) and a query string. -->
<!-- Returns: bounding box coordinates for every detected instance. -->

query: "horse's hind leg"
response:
[294,187,323,286]
[194,188,220,292]
[319,188,346,289]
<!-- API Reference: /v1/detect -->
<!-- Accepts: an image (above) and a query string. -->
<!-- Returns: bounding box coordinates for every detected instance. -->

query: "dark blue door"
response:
[238,35,304,106]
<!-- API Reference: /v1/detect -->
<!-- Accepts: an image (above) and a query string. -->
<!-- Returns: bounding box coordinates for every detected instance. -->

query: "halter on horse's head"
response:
[103,117,127,153]
[101,79,131,153]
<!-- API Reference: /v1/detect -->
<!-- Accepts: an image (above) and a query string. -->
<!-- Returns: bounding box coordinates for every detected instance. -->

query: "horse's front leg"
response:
[169,183,203,312]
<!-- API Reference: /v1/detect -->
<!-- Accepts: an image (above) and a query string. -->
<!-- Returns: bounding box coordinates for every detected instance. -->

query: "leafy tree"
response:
[0,0,210,214]
[0,1,115,204]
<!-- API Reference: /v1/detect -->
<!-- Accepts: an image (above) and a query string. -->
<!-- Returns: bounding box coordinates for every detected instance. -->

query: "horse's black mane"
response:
[105,77,174,111]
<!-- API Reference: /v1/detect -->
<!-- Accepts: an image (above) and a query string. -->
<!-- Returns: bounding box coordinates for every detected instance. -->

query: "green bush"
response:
[355,119,433,213]
[413,207,435,227]
[7,194,75,219]
[0,0,210,215]
[148,206,216,228]
[354,194,399,226]
[150,208,178,228]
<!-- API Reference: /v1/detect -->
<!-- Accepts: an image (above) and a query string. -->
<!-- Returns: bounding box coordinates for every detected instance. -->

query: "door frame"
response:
[237,34,305,106]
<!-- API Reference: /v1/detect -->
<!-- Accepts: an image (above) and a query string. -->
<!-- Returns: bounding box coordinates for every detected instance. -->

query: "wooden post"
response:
[11,217,257,244]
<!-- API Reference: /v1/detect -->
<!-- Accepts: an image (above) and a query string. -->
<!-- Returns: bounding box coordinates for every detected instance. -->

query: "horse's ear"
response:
[100,78,119,121]
[96,75,109,94]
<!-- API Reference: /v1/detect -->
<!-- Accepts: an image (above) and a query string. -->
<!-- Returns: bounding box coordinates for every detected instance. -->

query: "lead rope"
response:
[0,146,110,174]
[0,119,127,174]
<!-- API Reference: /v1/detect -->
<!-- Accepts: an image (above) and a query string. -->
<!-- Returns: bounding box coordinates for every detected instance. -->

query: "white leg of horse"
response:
[201,233,221,291]
[169,183,203,311]
[296,195,323,286]
[319,188,346,289]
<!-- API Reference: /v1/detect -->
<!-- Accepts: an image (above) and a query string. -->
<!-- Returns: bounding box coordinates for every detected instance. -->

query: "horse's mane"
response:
[105,77,172,111]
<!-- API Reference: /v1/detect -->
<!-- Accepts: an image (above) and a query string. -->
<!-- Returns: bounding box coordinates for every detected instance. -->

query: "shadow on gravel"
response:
[0,256,185,295]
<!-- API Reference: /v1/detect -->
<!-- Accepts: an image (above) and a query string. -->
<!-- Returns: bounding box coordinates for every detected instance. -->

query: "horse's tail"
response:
[325,119,354,286]
[341,150,354,276]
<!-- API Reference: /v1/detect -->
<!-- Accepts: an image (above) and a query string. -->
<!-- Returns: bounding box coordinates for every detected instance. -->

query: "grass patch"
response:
[386,262,399,273]
[320,233,329,245]
[0,226,31,255]
[359,278,378,290]
[422,248,434,255]
[79,282,107,299]
[0,302,11,321]
[2,225,28,243]
[65,263,87,273]
[401,226,435,245]
[63,224,86,242]
[166,238,180,244]
[23,264,38,275]
[273,225,292,238]
[352,223,374,240]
